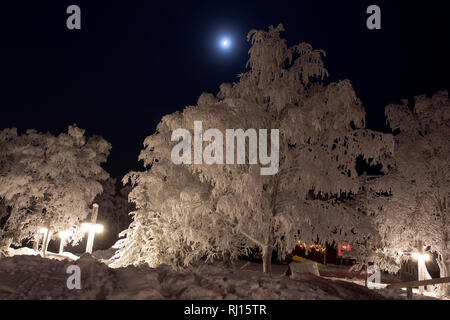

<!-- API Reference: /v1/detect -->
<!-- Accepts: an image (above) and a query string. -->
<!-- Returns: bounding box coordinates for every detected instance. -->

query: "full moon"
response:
[219,36,232,50]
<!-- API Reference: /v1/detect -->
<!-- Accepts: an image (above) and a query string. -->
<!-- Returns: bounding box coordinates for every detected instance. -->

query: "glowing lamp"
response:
[412,252,430,261]
[81,222,103,233]
[411,250,432,294]
[95,224,104,233]
[81,223,90,233]
[82,222,104,254]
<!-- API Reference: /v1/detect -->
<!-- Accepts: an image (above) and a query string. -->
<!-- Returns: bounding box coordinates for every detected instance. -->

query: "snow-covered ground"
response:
[0,249,444,300]
[233,260,444,300]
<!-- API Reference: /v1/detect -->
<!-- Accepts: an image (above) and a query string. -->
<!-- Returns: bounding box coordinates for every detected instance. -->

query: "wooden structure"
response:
[386,277,450,299]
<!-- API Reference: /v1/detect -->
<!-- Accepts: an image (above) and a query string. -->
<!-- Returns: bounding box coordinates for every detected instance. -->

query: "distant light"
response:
[412,252,430,261]
[40,227,48,233]
[58,231,67,238]
[95,224,104,233]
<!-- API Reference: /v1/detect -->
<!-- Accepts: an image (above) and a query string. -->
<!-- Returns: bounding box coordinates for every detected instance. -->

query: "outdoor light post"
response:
[40,227,51,258]
[83,203,103,254]
[412,240,431,294]
[58,231,67,254]
[86,203,98,254]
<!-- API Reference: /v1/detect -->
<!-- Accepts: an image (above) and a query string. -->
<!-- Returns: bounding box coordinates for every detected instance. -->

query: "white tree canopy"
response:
[0,125,111,253]
[111,162,246,269]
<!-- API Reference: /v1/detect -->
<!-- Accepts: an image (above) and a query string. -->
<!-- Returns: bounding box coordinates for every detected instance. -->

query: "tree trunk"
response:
[32,239,39,251]
[0,237,12,257]
[365,264,368,287]
[41,231,52,258]
[222,251,232,269]
[262,245,273,274]
[436,198,449,297]
[437,252,449,297]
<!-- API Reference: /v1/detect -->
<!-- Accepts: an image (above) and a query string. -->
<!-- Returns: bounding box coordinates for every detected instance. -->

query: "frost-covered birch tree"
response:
[368,92,449,295]
[114,25,393,272]
[0,125,111,255]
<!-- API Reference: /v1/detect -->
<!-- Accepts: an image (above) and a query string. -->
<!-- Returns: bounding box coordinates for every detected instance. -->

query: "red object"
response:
[338,242,352,257]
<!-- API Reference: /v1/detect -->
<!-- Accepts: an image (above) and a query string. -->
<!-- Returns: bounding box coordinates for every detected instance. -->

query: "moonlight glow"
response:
[219,36,232,50]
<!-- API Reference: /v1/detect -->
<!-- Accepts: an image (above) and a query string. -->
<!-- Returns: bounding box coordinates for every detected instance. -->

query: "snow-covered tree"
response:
[115,25,393,272]
[0,125,111,255]
[111,162,246,269]
[368,92,449,295]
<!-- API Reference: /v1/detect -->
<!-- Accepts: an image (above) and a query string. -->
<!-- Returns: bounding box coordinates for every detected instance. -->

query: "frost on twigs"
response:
[112,25,393,273]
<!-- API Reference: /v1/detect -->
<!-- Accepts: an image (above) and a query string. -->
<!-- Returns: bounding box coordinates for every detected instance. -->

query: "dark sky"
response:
[0,1,448,178]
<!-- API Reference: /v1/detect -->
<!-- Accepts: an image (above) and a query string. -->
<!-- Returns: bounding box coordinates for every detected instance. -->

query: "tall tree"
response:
[368,92,449,295]
[115,25,393,272]
[0,125,111,255]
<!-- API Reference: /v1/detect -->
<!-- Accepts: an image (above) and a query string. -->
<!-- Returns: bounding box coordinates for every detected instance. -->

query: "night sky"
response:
[0,1,448,178]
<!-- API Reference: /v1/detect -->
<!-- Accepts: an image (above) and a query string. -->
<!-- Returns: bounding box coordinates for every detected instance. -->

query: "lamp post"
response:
[412,240,432,294]
[412,252,431,294]
[58,231,67,254]
[82,202,103,254]
[82,222,103,254]
[40,227,52,258]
